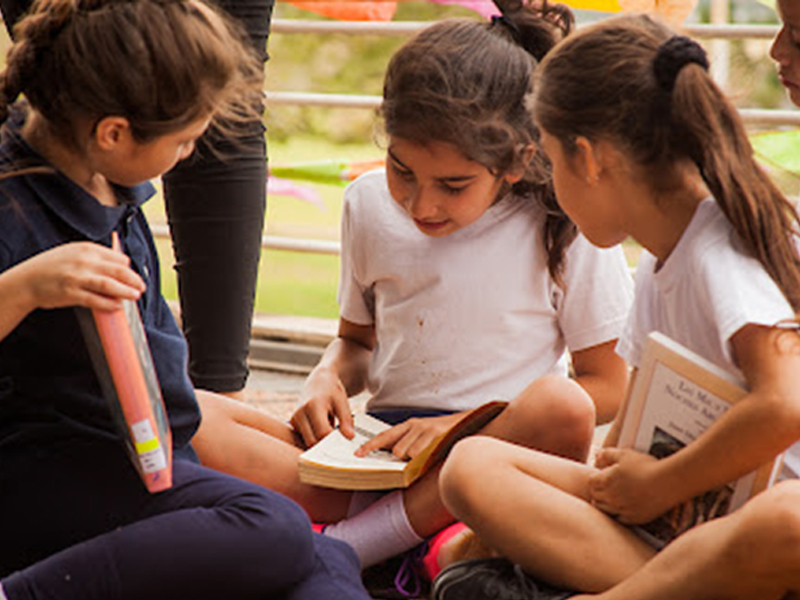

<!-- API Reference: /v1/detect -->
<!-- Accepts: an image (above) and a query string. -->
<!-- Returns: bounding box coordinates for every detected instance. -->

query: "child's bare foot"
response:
[437,527,498,570]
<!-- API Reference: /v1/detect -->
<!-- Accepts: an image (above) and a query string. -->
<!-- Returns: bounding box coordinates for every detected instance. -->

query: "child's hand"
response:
[22,242,145,311]
[588,448,674,524]
[291,371,354,447]
[355,413,462,460]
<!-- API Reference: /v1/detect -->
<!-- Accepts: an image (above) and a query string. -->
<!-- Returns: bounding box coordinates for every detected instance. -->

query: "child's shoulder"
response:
[685,199,747,265]
[343,167,393,214]
[658,198,729,269]
[346,167,387,195]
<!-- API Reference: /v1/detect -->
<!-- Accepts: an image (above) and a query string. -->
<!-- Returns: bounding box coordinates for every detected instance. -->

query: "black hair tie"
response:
[491,14,521,44]
[653,35,709,92]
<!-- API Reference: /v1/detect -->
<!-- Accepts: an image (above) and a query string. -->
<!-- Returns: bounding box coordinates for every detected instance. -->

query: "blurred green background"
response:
[1,1,797,320]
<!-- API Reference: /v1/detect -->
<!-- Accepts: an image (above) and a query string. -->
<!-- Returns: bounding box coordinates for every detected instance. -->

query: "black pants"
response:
[0,0,275,393]
[0,443,369,600]
[163,0,274,393]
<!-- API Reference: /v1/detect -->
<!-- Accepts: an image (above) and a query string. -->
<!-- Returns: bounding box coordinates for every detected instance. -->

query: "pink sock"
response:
[422,522,468,580]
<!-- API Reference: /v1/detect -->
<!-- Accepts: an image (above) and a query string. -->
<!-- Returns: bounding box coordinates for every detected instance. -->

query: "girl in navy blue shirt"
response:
[0,1,369,599]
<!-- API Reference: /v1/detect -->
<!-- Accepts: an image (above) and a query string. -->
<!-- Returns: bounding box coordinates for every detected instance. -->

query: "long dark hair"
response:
[1,0,263,148]
[535,14,800,311]
[381,0,577,284]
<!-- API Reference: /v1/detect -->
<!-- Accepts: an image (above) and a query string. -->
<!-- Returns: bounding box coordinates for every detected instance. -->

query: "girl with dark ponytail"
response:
[435,11,800,600]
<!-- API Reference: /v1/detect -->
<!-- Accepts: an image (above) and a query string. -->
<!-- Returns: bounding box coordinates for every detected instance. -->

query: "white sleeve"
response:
[337,180,375,326]
[615,252,656,368]
[555,234,634,352]
[699,241,795,356]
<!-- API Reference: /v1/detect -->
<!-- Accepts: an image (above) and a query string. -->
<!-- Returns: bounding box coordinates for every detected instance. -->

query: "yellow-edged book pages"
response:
[618,331,783,548]
[298,400,507,490]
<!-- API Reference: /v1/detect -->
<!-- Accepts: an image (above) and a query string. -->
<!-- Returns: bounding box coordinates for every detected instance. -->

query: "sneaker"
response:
[421,522,470,580]
[431,557,577,600]
[361,542,430,599]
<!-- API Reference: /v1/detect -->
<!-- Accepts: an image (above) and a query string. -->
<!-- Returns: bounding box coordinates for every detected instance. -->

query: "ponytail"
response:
[494,0,577,284]
[0,43,27,124]
[535,13,800,310]
[671,68,800,310]
[492,0,573,62]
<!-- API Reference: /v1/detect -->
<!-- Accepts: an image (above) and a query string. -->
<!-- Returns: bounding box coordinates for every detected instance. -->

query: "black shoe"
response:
[431,557,577,600]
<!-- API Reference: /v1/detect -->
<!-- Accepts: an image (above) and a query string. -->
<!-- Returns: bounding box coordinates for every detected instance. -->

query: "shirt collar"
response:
[0,110,156,242]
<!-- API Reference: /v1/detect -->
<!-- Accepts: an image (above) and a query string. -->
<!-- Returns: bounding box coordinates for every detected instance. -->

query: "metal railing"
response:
[151,224,341,255]
[270,18,780,39]
[152,16,799,258]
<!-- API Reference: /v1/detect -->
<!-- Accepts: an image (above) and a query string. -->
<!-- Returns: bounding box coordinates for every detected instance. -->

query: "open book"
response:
[618,331,783,548]
[298,400,507,490]
[77,237,173,493]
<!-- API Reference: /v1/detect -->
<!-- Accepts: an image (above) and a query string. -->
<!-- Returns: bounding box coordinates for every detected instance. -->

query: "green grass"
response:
[147,135,383,320]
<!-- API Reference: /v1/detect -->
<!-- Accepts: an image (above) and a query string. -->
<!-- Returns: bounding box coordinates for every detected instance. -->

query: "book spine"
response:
[92,305,173,492]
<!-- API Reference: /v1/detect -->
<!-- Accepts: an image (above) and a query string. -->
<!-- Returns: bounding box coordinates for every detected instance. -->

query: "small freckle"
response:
[418,318,424,327]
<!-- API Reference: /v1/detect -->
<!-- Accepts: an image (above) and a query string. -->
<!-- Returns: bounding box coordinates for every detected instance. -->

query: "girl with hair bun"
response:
[435,10,800,600]
[193,0,634,590]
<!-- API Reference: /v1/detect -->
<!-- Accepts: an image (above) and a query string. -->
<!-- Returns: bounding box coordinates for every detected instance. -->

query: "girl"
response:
[0,0,276,403]
[433,10,800,600]
[0,1,370,599]
[193,0,633,578]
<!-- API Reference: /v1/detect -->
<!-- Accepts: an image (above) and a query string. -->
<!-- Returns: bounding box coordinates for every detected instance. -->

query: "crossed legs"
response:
[441,436,800,600]
[193,374,596,538]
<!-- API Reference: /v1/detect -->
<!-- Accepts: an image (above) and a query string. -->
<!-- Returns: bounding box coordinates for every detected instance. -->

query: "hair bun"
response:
[491,14,522,44]
[653,35,709,92]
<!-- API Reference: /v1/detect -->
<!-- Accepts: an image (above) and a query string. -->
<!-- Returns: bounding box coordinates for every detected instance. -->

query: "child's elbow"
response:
[770,392,800,444]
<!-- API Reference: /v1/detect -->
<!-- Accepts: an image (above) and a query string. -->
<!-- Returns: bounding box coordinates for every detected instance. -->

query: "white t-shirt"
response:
[616,197,800,475]
[339,169,634,412]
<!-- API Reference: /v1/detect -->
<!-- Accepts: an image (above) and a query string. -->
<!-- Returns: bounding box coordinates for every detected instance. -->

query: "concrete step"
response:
[248,314,336,374]
[168,301,336,374]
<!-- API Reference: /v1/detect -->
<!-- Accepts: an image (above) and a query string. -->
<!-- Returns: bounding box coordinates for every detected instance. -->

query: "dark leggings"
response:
[0,0,274,394]
[163,0,274,393]
[0,445,369,600]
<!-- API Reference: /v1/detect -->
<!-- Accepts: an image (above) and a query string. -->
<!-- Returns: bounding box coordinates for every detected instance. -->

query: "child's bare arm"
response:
[0,242,145,342]
[590,324,800,524]
[601,369,638,449]
[291,317,375,446]
[571,338,629,425]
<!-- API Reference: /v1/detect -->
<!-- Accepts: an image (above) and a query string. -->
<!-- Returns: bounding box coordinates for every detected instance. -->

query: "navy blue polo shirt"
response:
[0,113,201,458]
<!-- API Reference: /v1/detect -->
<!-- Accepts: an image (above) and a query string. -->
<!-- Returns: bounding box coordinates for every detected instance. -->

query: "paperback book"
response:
[618,331,783,547]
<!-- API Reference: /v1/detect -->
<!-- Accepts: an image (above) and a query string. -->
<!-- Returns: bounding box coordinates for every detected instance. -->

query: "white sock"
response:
[346,490,384,518]
[0,582,8,600]
[324,490,424,568]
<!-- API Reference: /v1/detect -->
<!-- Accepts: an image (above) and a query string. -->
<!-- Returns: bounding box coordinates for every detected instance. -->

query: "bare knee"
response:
[440,436,508,522]
[501,376,595,460]
[726,481,800,572]
[744,482,800,546]
[197,391,238,424]
[194,392,235,441]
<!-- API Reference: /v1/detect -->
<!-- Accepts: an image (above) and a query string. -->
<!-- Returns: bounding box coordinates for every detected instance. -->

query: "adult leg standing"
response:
[164,0,274,397]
